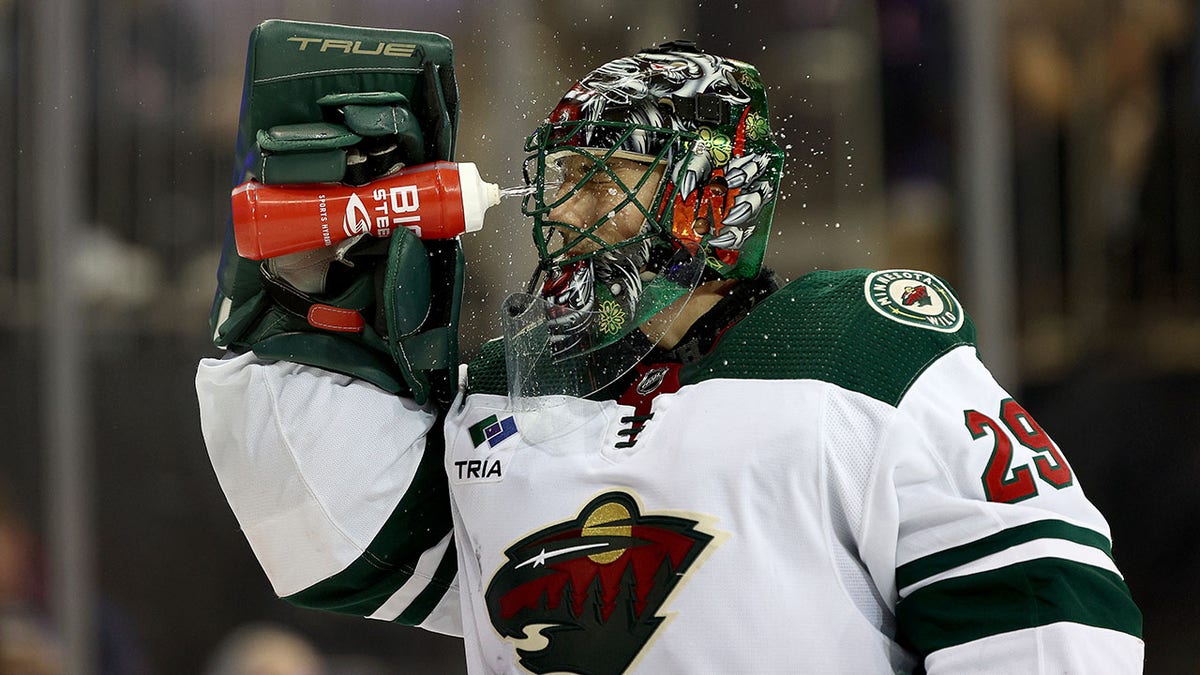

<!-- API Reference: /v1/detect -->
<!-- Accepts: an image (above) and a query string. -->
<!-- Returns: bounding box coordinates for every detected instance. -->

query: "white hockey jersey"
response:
[197,268,1143,674]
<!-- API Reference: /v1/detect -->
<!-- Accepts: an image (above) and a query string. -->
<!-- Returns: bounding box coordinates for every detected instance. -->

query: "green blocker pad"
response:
[343,103,421,138]
[256,122,361,152]
[239,21,456,161]
[320,92,417,136]
[255,122,361,183]
[318,91,425,163]
[211,19,459,350]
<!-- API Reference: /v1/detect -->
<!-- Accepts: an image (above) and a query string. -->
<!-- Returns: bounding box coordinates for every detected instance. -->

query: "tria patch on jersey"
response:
[484,491,721,675]
[864,269,965,333]
[452,457,505,482]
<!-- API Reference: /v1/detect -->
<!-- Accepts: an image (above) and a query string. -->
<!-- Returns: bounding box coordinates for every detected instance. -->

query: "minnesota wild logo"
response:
[484,492,717,674]
[864,269,965,332]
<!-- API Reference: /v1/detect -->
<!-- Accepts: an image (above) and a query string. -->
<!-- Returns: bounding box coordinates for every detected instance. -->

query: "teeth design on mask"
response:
[681,170,698,200]
[707,225,748,249]
[725,153,771,189]
[542,261,596,355]
[722,199,756,226]
[541,237,654,357]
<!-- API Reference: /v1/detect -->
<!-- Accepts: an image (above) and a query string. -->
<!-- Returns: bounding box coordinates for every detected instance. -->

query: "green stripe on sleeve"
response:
[896,519,1113,590]
[897,557,1143,656]
[284,553,423,615]
[396,538,459,626]
[284,428,454,616]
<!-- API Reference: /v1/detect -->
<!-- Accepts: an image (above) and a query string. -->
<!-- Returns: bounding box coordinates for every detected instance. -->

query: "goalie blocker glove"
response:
[209,19,464,407]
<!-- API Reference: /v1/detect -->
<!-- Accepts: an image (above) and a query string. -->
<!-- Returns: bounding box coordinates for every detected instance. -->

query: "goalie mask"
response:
[505,42,784,400]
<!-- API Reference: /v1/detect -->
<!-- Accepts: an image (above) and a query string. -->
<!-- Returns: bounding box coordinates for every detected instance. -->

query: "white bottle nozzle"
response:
[456,162,499,234]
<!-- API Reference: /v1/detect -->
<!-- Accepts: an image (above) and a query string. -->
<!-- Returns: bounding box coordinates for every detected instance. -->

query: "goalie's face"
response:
[502,143,707,399]
[508,146,705,386]
[543,154,667,262]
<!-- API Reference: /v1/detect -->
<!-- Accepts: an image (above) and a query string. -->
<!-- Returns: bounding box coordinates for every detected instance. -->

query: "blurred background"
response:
[0,0,1196,672]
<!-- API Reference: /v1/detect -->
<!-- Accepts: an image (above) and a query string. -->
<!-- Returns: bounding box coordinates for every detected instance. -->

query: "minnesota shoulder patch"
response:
[863,269,965,333]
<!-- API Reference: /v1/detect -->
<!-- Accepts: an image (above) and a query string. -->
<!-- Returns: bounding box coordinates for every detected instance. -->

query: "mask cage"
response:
[521,120,698,268]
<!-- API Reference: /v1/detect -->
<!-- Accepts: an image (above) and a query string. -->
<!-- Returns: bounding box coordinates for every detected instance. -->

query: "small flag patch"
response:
[469,414,518,448]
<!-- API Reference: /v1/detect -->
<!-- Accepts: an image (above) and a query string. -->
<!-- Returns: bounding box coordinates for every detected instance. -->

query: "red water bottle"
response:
[231,160,500,260]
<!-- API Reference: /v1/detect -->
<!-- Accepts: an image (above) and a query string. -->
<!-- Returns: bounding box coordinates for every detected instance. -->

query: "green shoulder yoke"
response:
[466,269,978,407]
[680,268,978,407]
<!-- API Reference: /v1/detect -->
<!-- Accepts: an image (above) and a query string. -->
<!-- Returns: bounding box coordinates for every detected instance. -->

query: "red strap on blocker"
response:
[307,304,365,333]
